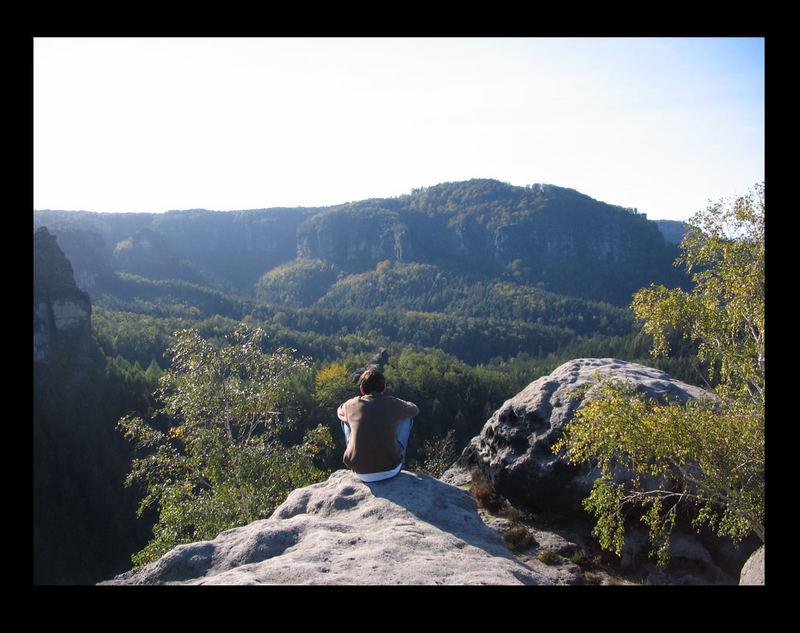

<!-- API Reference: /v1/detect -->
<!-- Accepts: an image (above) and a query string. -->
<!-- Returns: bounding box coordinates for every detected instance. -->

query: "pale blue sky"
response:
[33,37,764,222]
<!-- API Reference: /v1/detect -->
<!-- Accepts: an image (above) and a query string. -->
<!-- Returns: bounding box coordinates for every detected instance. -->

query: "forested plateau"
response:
[33,178,702,584]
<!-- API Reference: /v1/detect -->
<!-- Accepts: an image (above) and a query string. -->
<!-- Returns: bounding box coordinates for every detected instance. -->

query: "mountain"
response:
[33,207,309,294]
[34,179,688,308]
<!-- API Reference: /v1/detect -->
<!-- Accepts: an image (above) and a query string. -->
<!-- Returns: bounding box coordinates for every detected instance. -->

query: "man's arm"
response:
[398,399,419,419]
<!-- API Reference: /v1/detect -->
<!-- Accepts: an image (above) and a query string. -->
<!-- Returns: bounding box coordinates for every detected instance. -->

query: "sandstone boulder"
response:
[101,469,551,585]
[739,545,765,585]
[441,358,713,514]
[441,358,760,583]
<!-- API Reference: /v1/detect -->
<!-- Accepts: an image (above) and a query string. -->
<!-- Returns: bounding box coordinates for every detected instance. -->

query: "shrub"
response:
[502,526,537,553]
[470,468,503,513]
[118,323,332,566]
[538,549,560,565]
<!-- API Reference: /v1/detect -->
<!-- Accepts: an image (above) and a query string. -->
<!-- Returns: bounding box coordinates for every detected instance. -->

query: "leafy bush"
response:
[118,323,332,566]
[502,526,537,553]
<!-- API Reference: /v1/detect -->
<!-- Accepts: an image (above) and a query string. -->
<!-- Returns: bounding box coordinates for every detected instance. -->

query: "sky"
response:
[33,37,764,222]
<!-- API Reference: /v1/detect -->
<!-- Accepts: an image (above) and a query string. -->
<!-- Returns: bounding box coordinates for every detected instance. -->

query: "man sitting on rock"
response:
[338,369,419,482]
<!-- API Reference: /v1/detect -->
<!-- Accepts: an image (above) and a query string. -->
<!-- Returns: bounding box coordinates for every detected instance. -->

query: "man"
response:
[337,368,419,482]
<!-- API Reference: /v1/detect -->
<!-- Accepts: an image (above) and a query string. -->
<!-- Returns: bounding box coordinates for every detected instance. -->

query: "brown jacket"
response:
[337,393,419,474]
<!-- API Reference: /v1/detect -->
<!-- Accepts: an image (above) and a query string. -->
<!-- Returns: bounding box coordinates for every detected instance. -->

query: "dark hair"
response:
[359,368,386,395]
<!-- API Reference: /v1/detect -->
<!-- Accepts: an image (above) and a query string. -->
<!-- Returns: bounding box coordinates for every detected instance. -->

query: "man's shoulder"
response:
[387,395,418,408]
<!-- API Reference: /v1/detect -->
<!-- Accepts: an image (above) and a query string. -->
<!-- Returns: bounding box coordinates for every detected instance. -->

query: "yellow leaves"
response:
[315,362,348,382]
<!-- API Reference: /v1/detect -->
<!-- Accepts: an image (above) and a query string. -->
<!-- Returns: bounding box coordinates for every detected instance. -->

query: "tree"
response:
[552,184,764,565]
[631,182,764,405]
[118,323,332,567]
[313,362,356,412]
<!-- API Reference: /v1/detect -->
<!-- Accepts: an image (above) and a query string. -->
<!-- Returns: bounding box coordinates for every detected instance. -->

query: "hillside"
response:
[33,179,698,374]
[34,179,688,308]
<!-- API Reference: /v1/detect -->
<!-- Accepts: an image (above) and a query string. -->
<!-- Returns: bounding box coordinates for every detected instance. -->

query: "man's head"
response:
[359,368,386,395]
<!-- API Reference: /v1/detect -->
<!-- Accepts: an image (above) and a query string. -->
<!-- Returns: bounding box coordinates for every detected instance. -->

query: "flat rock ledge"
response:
[101,469,551,585]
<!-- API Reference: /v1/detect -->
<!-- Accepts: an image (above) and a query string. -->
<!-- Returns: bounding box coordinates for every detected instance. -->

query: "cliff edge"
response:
[101,469,552,585]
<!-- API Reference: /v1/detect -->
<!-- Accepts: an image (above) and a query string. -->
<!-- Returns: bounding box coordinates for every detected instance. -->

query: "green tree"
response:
[313,362,356,412]
[118,323,332,567]
[415,429,458,478]
[553,184,765,565]
[632,183,764,404]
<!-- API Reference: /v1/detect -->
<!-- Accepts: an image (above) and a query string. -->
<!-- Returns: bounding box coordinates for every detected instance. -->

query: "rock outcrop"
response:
[36,226,117,295]
[101,469,555,585]
[739,545,765,585]
[348,348,390,382]
[33,227,94,366]
[441,358,759,584]
[296,206,412,269]
[441,358,713,513]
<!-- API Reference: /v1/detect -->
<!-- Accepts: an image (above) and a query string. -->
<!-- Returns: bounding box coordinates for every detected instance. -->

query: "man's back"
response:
[338,393,419,474]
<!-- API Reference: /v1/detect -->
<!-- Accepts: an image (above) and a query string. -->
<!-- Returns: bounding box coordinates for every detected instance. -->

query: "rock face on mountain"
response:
[101,469,550,585]
[654,219,690,245]
[34,179,687,306]
[441,358,759,584]
[33,227,94,365]
[36,226,117,293]
[296,205,413,268]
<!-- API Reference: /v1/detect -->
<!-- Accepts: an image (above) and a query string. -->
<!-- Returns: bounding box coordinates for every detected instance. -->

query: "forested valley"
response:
[34,179,705,584]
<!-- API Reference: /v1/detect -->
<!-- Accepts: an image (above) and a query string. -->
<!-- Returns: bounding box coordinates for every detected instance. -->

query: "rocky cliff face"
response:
[34,180,688,305]
[37,226,117,293]
[296,205,413,268]
[654,219,690,245]
[33,227,94,366]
